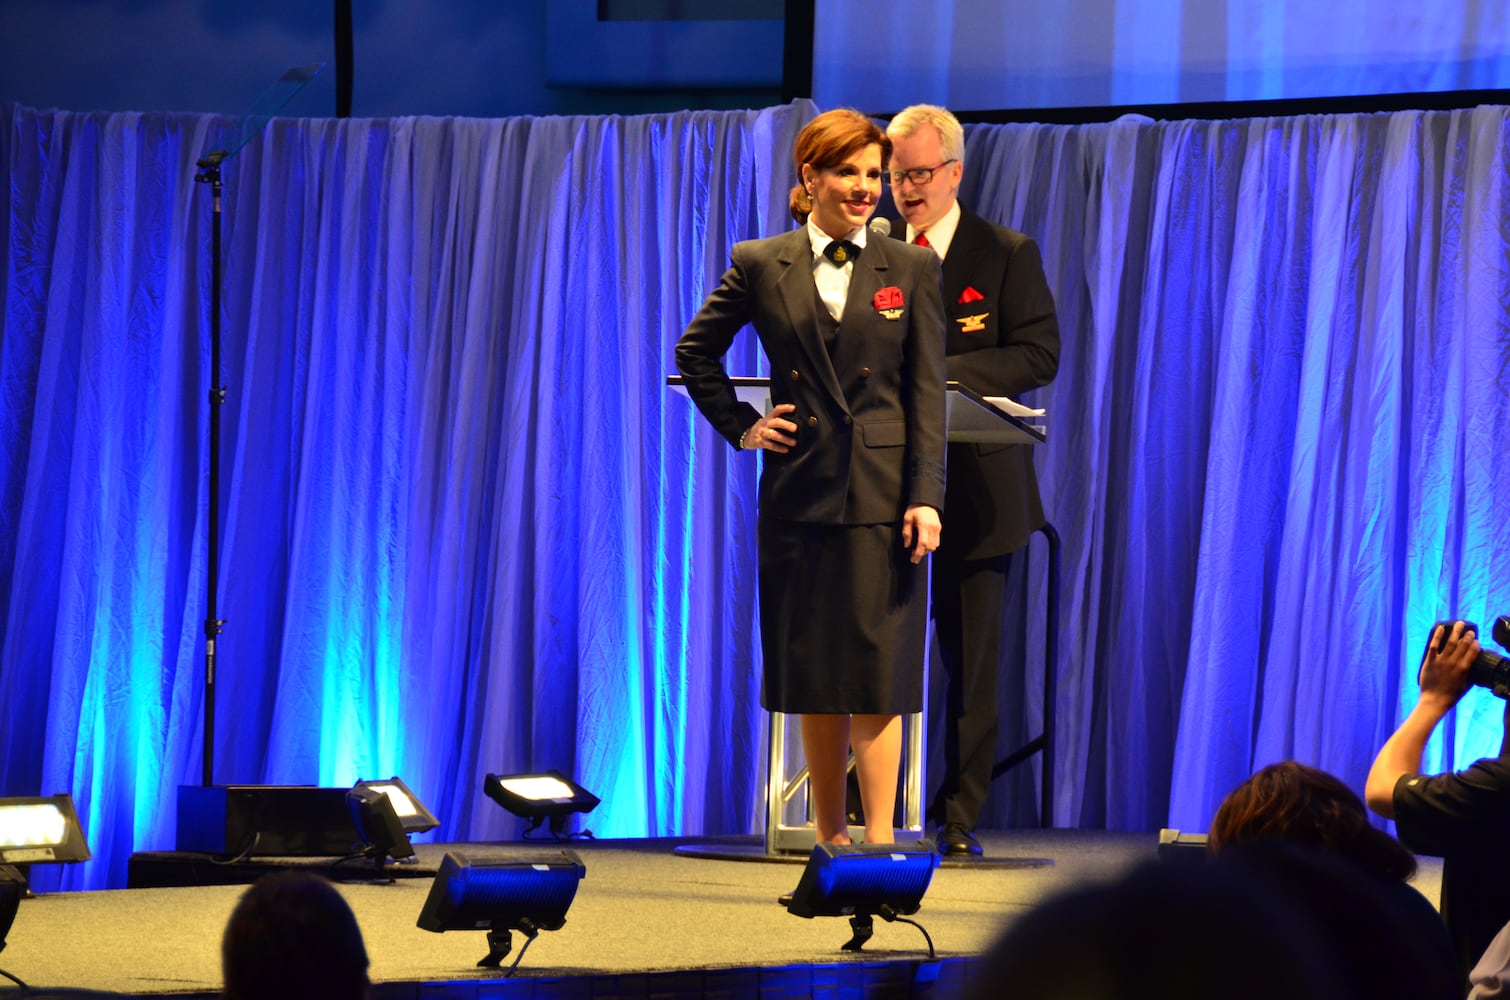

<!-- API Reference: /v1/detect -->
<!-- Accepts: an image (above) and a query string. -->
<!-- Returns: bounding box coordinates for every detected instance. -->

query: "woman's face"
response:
[802,143,882,240]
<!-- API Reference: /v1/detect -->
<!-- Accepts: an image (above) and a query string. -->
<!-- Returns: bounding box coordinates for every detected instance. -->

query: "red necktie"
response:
[914,231,930,248]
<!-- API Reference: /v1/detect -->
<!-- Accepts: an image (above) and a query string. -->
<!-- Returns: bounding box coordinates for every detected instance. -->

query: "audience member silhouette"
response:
[1209,761,1456,999]
[221,871,370,1000]
[965,761,1459,1000]
[963,854,1346,1000]
[1218,839,1458,1000]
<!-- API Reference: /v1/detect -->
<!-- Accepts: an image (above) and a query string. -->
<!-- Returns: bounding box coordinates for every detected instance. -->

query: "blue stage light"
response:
[417,849,586,970]
[784,841,941,953]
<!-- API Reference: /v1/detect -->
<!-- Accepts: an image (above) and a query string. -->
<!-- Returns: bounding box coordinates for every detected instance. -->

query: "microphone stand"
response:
[193,150,229,786]
[181,65,321,792]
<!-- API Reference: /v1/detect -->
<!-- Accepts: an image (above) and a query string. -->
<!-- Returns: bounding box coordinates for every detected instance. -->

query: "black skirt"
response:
[757,516,927,714]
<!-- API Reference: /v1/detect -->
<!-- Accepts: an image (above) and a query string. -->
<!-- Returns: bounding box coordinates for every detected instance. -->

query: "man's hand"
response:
[1365,620,1480,817]
[1417,620,1480,709]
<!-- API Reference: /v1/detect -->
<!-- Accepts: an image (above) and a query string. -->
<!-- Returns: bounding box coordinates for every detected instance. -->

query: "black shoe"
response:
[778,893,794,907]
[938,822,983,857]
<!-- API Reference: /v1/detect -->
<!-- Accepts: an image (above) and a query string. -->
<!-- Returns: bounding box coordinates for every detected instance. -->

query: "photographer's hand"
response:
[1418,620,1480,707]
[1365,621,1480,818]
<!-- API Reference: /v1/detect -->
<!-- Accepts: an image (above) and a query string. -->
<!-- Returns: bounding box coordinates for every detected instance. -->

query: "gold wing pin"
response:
[956,312,989,333]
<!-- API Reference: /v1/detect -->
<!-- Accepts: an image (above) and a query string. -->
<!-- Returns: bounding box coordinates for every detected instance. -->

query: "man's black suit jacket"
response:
[916,207,1059,558]
[675,227,947,525]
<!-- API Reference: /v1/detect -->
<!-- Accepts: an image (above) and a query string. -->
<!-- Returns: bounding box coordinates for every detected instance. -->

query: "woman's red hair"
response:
[787,109,890,224]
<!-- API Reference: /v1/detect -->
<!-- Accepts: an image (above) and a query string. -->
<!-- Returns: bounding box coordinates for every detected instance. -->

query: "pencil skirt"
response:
[756,516,927,715]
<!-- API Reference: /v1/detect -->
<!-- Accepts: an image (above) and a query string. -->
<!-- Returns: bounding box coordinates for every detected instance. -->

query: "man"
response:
[1365,620,1510,985]
[885,105,1059,857]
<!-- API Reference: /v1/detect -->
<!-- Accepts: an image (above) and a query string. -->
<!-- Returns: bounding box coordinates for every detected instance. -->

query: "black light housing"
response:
[0,795,92,867]
[346,785,415,868]
[351,777,438,834]
[483,771,599,838]
[0,865,21,953]
[784,841,940,952]
[417,849,585,969]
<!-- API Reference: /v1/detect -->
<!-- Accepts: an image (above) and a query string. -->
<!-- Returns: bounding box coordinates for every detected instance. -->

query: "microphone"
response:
[868,216,891,238]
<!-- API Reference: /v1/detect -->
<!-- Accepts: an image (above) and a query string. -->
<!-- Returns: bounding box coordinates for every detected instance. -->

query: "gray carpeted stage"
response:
[0,830,1444,998]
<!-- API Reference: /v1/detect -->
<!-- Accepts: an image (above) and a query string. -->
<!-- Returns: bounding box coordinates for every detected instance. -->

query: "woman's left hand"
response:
[901,505,941,564]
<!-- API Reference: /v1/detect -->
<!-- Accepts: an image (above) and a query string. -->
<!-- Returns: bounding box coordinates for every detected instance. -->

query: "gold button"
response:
[843,415,853,425]
[790,369,801,380]
[807,416,818,427]
[860,367,871,378]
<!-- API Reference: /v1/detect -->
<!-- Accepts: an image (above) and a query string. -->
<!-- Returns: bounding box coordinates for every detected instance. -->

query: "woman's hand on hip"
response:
[743,403,799,453]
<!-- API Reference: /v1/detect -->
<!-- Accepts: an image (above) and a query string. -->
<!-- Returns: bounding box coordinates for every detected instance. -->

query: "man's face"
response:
[887,123,962,233]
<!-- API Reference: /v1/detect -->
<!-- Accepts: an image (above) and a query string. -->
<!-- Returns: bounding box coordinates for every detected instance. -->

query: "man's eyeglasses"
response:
[885,159,958,187]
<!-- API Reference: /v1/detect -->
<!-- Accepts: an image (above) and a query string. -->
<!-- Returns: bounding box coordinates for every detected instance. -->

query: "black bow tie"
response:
[822,239,861,266]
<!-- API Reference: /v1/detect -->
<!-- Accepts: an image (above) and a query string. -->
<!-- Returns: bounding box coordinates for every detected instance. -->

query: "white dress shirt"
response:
[807,218,867,321]
[906,199,962,261]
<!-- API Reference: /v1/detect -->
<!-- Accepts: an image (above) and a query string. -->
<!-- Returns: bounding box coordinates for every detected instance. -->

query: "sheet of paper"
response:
[982,395,1047,418]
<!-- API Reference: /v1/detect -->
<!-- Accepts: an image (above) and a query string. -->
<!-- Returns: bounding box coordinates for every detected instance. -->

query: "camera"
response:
[1428,617,1510,698]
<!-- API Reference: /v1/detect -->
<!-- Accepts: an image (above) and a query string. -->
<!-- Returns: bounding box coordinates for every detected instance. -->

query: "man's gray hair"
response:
[887,104,965,163]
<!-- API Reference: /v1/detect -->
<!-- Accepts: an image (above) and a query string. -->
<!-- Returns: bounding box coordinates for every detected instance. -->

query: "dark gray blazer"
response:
[675,226,947,525]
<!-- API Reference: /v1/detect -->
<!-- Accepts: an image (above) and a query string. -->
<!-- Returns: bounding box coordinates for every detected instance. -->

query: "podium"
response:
[667,376,1047,855]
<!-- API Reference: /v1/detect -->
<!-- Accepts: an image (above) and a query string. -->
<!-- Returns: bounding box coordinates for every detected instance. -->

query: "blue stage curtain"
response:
[2,98,1509,890]
[960,109,1510,832]
[0,101,806,889]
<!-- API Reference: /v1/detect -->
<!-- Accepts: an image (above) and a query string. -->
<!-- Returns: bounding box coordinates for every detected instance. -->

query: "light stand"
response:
[482,920,540,969]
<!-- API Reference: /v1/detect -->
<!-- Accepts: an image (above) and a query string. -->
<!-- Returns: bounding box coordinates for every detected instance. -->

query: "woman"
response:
[1209,759,1417,879]
[674,109,947,844]
[1207,760,1459,999]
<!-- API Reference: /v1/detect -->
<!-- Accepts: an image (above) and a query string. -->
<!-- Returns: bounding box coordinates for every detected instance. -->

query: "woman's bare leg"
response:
[851,713,902,845]
[800,713,853,844]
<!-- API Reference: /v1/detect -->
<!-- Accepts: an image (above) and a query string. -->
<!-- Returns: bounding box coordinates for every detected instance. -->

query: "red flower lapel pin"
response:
[874,286,904,320]
[958,285,985,304]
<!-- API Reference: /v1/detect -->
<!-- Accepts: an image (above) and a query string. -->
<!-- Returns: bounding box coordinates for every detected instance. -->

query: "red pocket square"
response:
[958,285,985,304]
[873,286,904,310]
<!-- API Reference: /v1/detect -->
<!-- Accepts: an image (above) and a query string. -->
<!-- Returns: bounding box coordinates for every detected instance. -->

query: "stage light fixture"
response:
[783,841,941,953]
[417,849,586,970]
[483,771,599,839]
[352,777,438,834]
[346,785,415,869]
[0,795,92,866]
